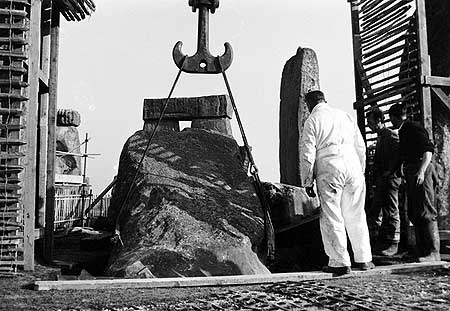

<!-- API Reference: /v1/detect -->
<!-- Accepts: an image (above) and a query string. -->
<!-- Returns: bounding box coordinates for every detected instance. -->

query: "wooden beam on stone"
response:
[33,261,450,291]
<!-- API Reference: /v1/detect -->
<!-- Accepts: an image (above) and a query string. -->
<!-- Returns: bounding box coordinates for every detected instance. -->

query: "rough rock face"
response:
[426,0,450,223]
[279,47,320,186]
[263,182,320,230]
[106,128,270,278]
[55,126,82,175]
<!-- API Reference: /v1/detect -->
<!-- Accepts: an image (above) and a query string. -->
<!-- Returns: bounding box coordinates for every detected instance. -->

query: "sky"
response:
[58,0,356,193]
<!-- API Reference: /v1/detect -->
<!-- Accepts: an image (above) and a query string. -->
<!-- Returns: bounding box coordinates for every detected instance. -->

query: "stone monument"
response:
[279,47,320,186]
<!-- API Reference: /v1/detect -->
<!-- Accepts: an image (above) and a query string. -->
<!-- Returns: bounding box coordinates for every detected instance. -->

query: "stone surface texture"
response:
[279,47,320,186]
[263,182,320,230]
[143,95,233,121]
[55,126,82,175]
[57,109,81,127]
[426,0,450,225]
[106,128,270,278]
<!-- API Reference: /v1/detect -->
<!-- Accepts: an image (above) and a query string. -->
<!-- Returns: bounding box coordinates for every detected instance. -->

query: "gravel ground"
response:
[1,265,450,311]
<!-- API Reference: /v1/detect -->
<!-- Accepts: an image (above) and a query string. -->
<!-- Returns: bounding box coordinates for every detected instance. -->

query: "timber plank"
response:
[34,262,450,291]
[0,138,26,145]
[0,108,24,115]
[0,8,27,16]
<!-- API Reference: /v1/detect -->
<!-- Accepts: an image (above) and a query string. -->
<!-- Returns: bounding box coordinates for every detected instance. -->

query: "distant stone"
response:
[57,109,81,127]
[106,128,270,278]
[55,126,82,175]
[279,47,320,186]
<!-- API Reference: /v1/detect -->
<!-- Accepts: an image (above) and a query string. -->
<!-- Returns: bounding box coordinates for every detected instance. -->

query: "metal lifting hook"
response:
[173,0,233,74]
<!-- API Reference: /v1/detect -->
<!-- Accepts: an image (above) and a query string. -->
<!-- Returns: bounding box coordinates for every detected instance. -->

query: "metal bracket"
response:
[173,0,233,74]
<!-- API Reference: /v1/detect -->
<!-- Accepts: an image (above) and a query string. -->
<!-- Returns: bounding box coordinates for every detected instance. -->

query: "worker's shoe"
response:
[418,221,441,262]
[322,266,351,276]
[418,252,441,262]
[353,261,375,271]
[378,242,399,256]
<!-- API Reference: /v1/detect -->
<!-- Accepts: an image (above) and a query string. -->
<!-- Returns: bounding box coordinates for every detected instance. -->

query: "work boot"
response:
[414,225,426,257]
[378,242,399,256]
[353,261,375,271]
[322,266,351,276]
[418,221,441,262]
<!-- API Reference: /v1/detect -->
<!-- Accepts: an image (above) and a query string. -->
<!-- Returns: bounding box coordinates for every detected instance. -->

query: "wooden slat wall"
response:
[0,0,30,273]
[348,0,429,200]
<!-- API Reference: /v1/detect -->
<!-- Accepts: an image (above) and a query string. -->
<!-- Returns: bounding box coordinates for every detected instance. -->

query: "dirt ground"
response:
[1,264,450,311]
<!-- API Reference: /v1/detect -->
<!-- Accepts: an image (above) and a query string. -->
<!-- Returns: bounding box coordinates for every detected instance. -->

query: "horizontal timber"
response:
[34,261,450,291]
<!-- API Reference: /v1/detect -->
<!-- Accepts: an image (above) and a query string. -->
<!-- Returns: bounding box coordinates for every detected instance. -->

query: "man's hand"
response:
[305,186,316,198]
[416,170,425,186]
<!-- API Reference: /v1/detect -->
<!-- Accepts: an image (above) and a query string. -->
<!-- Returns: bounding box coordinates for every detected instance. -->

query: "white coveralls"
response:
[300,102,372,267]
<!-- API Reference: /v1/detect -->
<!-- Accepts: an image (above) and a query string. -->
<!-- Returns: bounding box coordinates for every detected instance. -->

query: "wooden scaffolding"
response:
[0,0,94,273]
[347,0,450,183]
[348,0,450,138]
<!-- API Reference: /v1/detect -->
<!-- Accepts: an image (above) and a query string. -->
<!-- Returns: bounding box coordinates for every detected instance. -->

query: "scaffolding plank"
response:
[34,262,450,291]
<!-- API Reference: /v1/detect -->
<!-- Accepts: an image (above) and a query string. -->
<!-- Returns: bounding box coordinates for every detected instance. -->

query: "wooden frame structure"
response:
[348,0,450,140]
[0,0,95,273]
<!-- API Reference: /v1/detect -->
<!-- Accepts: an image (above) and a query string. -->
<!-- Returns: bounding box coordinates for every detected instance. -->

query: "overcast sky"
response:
[58,0,356,193]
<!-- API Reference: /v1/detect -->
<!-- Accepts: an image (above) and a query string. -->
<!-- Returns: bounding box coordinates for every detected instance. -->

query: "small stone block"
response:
[143,95,233,121]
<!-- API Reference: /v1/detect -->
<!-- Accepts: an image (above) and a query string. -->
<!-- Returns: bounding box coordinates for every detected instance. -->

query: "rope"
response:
[112,56,186,246]
[218,59,276,262]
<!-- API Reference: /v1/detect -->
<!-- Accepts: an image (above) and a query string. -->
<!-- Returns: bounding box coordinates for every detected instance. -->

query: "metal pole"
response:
[80,133,88,226]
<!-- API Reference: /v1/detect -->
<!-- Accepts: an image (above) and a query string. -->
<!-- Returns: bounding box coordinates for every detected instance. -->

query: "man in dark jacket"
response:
[388,104,440,262]
[367,107,402,256]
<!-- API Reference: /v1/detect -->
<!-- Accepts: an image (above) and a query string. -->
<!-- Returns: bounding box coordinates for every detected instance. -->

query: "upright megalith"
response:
[56,109,82,175]
[279,47,319,186]
[425,0,450,225]
[106,95,269,278]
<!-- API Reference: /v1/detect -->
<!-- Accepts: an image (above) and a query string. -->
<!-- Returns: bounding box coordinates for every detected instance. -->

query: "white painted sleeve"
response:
[300,117,317,187]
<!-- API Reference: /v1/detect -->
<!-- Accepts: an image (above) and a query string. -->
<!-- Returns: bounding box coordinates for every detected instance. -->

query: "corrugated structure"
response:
[349,0,425,142]
[0,0,31,274]
[349,0,450,226]
[348,0,429,195]
[0,0,95,273]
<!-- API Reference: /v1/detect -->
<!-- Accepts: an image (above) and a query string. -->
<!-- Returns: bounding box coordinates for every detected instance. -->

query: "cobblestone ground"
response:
[1,267,449,310]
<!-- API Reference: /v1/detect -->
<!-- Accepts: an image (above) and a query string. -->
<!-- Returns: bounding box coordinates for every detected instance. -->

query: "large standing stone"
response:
[426,0,450,226]
[279,47,320,186]
[106,128,270,278]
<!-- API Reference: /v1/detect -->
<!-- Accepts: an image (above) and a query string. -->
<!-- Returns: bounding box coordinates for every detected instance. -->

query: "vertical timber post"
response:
[44,3,60,263]
[37,0,51,230]
[348,0,366,139]
[416,0,433,136]
[23,0,42,271]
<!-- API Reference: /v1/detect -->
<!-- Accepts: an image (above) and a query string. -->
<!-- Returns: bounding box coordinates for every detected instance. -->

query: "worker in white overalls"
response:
[299,90,373,275]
